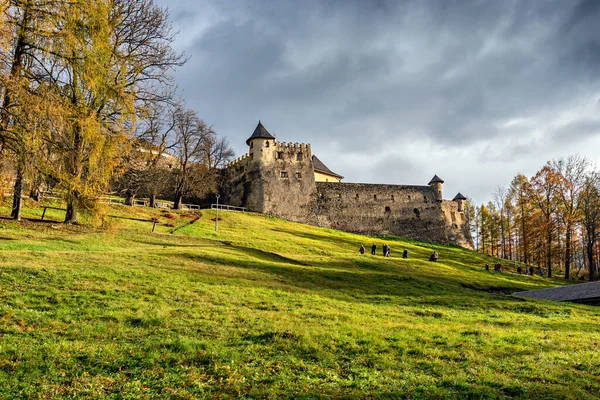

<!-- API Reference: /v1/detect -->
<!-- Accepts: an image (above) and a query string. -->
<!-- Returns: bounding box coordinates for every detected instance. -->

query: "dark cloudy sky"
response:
[154,0,600,203]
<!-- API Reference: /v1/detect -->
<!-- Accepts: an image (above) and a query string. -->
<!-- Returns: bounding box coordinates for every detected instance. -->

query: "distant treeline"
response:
[468,156,600,281]
[0,0,233,223]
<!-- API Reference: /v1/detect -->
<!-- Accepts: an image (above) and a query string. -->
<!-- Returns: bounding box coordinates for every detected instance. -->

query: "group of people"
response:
[358,244,435,261]
[484,263,503,272]
[359,244,392,257]
[485,263,545,277]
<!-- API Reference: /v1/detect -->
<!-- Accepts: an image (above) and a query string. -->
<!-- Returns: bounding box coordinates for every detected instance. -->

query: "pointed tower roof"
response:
[428,174,444,185]
[453,192,467,201]
[246,121,275,145]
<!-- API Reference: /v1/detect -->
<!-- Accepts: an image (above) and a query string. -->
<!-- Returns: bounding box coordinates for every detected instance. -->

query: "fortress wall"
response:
[222,142,316,219]
[441,200,474,249]
[314,182,454,244]
[260,143,316,221]
[221,132,473,248]
[221,156,251,208]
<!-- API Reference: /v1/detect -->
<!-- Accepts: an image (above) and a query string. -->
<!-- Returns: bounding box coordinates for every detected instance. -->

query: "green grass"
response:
[0,201,598,399]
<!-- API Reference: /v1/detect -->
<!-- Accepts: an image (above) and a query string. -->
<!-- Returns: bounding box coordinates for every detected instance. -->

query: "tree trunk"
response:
[587,240,595,282]
[65,193,79,224]
[174,194,182,210]
[547,230,553,278]
[149,193,157,208]
[11,163,24,221]
[521,203,528,264]
[125,191,135,206]
[565,226,572,279]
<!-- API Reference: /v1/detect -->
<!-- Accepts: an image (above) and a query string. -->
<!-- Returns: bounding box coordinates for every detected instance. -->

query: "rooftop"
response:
[428,175,444,185]
[312,155,344,179]
[246,121,275,145]
[453,192,467,201]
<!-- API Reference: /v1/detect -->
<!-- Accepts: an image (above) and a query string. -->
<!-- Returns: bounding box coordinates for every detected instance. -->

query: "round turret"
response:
[428,174,444,202]
[247,121,276,160]
[453,192,467,212]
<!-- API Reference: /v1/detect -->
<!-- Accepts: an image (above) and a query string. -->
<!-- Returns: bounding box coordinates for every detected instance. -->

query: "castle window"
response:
[408,195,411,200]
[413,208,421,219]
[385,206,391,213]
[296,153,303,161]
[295,172,302,179]
[276,151,284,159]
[391,195,395,202]
[280,171,288,178]
[356,193,359,200]
[423,196,428,203]
[374,195,377,200]
[265,141,269,148]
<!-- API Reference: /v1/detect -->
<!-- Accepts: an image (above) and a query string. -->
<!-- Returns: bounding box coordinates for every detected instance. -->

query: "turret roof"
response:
[453,192,467,201]
[246,121,275,145]
[428,174,444,185]
[312,155,344,179]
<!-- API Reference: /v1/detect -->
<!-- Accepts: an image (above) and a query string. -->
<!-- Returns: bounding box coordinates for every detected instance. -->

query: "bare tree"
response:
[171,105,216,210]
[116,101,177,206]
[493,186,509,258]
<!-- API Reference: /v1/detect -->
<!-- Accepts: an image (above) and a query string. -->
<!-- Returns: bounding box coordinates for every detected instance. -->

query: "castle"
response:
[222,122,473,249]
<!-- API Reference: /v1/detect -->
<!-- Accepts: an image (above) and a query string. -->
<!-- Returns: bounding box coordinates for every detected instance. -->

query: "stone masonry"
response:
[221,122,473,249]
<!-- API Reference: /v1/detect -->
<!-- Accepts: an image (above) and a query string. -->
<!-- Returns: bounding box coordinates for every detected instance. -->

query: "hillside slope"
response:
[0,204,598,399]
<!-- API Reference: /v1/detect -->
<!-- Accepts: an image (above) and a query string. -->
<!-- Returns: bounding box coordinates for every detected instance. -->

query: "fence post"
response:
[41,207,47,221]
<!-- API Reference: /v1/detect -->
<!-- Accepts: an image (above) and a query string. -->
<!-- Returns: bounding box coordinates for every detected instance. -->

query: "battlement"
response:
[274,141,311,151]
[224,153,251,170]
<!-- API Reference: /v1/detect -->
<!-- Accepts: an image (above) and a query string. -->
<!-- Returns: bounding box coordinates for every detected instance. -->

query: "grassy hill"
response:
[0,202,598,399]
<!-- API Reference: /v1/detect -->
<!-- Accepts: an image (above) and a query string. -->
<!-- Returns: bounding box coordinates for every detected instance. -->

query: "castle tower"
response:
[453,192,467,212]
[428,175,444,202]
[247,121,276,161]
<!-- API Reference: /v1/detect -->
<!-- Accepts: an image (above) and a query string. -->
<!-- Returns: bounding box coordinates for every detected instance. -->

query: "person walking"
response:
[359,245,365,255]
[371,244,377,255]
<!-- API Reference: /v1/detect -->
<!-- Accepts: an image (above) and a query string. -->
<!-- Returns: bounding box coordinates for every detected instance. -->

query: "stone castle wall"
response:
[440,200,473,248]
[314,182,467,245]
[222,141,316,222]
[221,137,473,249]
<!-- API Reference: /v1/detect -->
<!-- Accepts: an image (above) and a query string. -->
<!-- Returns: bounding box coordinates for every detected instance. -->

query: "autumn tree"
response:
[37,0,184,223]
[579,174,600,281]
[552,156,589,279]
[479,204,492,254]
[509,174,533,264]
[493,186,510,258]
[530,165,562,276]
[0,0,39,220]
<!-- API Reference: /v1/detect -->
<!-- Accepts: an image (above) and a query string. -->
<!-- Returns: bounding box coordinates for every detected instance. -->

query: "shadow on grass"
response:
[272,227,367,249]
[131,237,218,248]
[173,245,531,305]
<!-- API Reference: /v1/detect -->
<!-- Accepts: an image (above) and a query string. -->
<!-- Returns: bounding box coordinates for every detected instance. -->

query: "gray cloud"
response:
[156,0,600,203]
